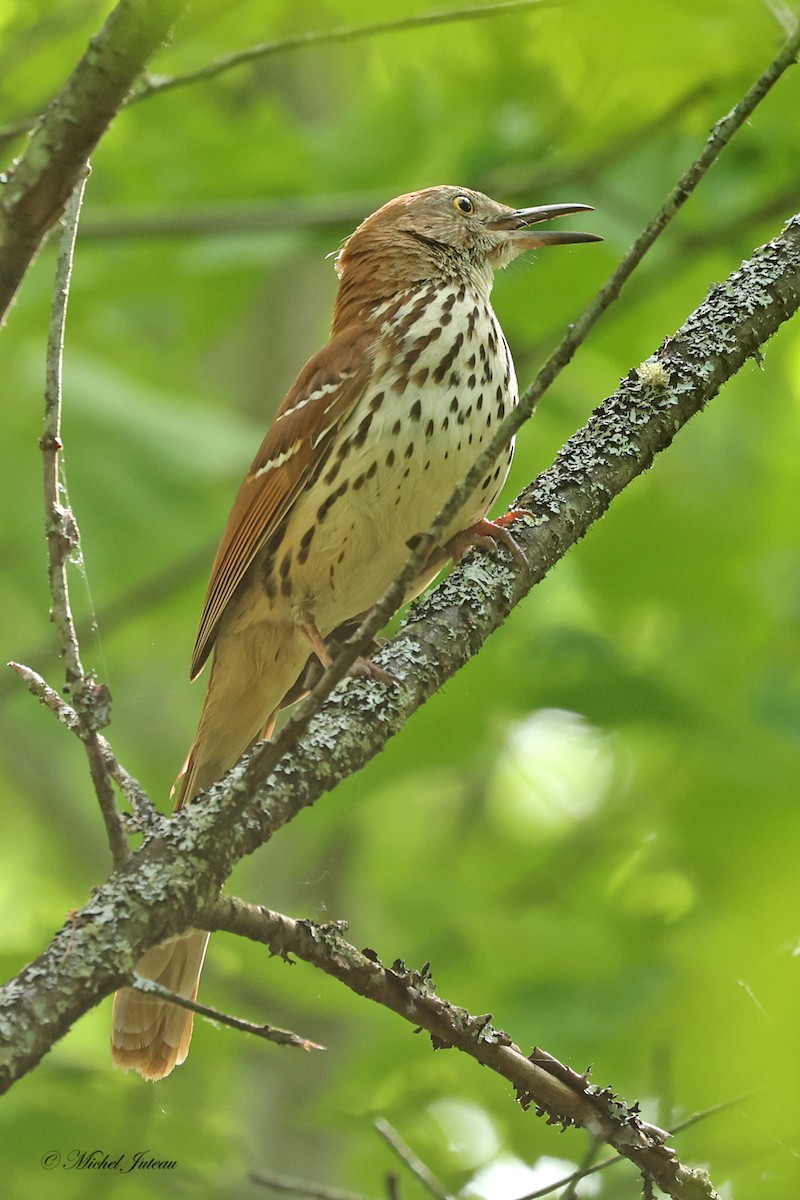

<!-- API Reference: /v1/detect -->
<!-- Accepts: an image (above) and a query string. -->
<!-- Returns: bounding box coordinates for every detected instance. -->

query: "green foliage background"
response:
[1,1,799,1196]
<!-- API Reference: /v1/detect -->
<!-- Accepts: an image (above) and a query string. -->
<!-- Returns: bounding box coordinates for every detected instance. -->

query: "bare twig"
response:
[374,1120,452,1200]
[131,975,324,1051]
[228,21,800,812]
[40,172,129,867]
[203,899,717,1200]
[42,175,89,691]
[131,2,547,103]
[249,1172,373,1200]
[7,661,160,834]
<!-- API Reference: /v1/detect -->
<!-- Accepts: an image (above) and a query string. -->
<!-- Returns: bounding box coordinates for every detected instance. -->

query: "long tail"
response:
[111,619,309,1080]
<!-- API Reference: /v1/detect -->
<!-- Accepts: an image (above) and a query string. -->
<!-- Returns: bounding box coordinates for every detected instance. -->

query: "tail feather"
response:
[111,619,308,1080]
[111,930,209,1080]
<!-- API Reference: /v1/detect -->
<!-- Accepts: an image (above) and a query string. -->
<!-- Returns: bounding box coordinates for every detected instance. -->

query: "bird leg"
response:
[297,616,396,687]
[445,510,530,570]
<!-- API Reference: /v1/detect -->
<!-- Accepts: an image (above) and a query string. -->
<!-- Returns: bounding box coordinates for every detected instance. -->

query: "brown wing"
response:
[190,325,373,679]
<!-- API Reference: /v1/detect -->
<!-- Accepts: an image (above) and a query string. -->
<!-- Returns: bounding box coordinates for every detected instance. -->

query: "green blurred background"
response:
[1,0,799,1196]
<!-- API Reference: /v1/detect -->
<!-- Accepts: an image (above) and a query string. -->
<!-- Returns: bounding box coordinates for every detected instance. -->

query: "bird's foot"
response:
[446,510,530,569]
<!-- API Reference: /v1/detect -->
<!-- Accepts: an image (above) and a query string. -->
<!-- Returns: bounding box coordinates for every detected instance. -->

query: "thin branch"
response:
[203,899,715,1200]
[42,174,88,693]
[131,2,548,103]
[0,0,186,321]
[131,975,324,1051]
[228,22,800,814]
[7,661,161,834]
[250,1171,374,1200]
[374,1119,452,1200]
[40,173,129,867]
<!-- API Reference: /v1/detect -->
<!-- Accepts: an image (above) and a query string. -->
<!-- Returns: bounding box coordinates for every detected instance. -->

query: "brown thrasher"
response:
[111,186,600,1079]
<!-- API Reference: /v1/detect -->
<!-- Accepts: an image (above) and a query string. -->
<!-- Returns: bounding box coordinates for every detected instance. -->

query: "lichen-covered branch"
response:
[0,220,797,1132]
[0,0,185,321]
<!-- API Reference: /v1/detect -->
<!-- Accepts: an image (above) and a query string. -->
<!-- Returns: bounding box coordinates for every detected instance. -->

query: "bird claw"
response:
[447,511,530,570]
[349,657,398,687]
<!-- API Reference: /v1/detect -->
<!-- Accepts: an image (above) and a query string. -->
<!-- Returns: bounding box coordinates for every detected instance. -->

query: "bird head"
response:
[332,185,601,328]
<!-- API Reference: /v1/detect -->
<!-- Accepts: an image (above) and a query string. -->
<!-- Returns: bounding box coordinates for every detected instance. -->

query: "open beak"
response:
[488,202,602,248]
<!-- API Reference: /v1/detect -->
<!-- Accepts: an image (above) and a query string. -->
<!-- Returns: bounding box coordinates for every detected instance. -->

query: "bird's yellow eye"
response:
[453,195,474,215]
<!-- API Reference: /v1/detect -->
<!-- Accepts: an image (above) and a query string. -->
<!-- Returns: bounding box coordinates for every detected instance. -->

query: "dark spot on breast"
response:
[297,526,316,565]
[386,448,396,467]
[369,390,385,412]
[316,478,350,523]
[414,367,429,387]
[410,399,422,421]
[392,418,402,435]
[405,442,414,459]
[432,332,464,384]
[425,418,434,438]
[353,411,374,448]
[324,459,342,486]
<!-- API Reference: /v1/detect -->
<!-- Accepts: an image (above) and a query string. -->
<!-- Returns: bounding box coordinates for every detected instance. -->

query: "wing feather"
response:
[190,326,373,679]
